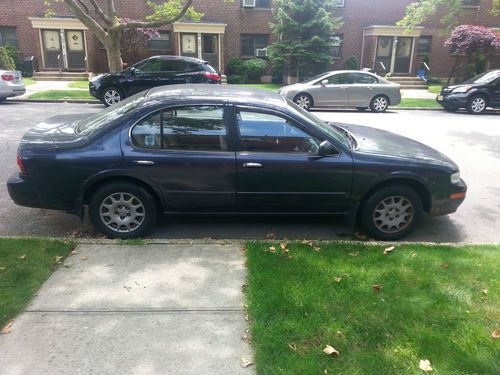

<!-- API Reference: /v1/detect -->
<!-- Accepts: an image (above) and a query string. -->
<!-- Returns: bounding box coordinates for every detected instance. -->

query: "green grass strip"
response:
[28,90,94,100]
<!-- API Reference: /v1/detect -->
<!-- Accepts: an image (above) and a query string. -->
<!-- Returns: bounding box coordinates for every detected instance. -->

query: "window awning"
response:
[363,25,424,37]
[28,17,88,30]
[173,22,227,34]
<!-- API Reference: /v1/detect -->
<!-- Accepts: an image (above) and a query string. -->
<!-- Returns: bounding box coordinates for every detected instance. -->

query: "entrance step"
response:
[33,72,90,81]
[387,76,428,90]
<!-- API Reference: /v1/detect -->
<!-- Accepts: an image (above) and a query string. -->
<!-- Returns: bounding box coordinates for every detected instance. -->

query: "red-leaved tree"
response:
[120,19,160,66]
[444,25,500,84]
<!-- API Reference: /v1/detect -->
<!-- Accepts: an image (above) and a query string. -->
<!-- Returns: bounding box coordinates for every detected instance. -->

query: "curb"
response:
[11,99,101,104]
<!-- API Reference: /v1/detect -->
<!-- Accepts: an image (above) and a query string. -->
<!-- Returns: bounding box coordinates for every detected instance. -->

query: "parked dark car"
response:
[8,85,466,240]
[436,69,500,114]
[89,55,221,106]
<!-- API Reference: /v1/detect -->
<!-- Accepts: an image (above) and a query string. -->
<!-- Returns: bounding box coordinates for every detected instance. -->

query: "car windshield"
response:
[464,70,500,84]
[76,92,147,135]
[301,73,329,84]
[286,99,349,149]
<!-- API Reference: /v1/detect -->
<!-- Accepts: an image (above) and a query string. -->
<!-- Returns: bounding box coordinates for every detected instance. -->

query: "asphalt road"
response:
[0,101,499,243]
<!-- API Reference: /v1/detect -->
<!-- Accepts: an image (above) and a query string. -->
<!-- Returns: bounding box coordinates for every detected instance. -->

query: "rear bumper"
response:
[7,173,44,208]
[430,179,467,216]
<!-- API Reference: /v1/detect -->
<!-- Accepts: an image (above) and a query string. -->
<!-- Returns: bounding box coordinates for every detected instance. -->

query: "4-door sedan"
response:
[0,69,26,101]
[437,69,500,114]
[278,70,401,112]
[7,85,466,240]
[89,55,221,106]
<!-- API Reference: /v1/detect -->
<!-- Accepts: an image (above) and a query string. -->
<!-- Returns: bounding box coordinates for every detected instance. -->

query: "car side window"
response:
[131,106,227,151]
[326,73,353,85]
[162,60,184,72]
[135,58,163,73]
[236,110,320,154]
[353,73,378,84]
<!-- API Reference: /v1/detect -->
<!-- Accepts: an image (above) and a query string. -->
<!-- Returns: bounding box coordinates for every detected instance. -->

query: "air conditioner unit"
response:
[242,0,256,8]
[255,48,267,57]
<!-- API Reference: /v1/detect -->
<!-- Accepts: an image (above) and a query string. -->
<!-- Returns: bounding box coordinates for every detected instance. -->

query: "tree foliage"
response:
[267,0,342,80]
[120,20,159,65]
[44,1,202,71]
[0,47,16,70]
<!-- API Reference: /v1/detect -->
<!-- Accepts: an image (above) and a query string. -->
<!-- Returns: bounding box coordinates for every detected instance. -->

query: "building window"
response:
[332,34,343,58]
[417,36,432,54]
[241,0,271,8]
[462,0,480,6]
[0,27,18,47]
[148,31,171,51]
[240,34,269,57]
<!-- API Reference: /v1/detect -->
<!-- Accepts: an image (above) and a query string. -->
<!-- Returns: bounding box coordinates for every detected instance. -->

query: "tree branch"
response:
[63,0,107,43]
[106,0,116,22]
[88,0,113,25]
[116,0,193,30]
[76,0,90,15]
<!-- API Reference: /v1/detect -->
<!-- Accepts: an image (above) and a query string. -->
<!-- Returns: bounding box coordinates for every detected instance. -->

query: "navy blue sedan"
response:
[7,85,467,240]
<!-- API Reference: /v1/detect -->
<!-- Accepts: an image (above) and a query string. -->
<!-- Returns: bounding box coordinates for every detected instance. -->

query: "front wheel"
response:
[294,93,313,111]
[102,87,123,107]
[466,95,487,115]
[370,95,389,113]
[89,182,158,239]
[360,185,422,240]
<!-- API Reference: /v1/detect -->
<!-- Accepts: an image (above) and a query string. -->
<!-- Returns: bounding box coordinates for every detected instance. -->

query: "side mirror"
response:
[129,67,136,75]
[318,140,337,157]
[321,79,328,87]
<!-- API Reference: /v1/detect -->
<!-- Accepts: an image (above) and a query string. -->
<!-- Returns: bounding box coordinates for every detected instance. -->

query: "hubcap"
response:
[471,97,486,113]
[99,192,145,233]
[295,96,311,109]
[373,97,388,112]
[104,89,121,105]
[373,196,414,234]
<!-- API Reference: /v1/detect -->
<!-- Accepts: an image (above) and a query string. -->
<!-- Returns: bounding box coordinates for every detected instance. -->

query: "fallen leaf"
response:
[241,358,253,368]
[1,320,14,334]
[481,289,488,295]
[492,329,500,339]
[411,252,417,258]
[441,263,449,269]
[313,246,321,252]
[323,345,340,356]
[0,266,6,271]
[79,256,88,261]
[245,313,249,322]
[324,370,328,374]
[349,252,359,257]
[372,284,382,293]
[54,256,63,264]
[68,250,78,257]
[288,342,298,351]
[279,242,288,250]
[19,255,26,260]
[63,263,73,268]
[334,277,342,283]
[268,246,276,253]
[302,240,313,247]
[242,334,249,342]
[419,359,433,372]
[383,246,395,255]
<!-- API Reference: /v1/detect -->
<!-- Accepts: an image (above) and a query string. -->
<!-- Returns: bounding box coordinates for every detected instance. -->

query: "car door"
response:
[312,73,352,107]
[157,59,190,86]
[233,107,353,212]
[127,58,163,95]
[489,77,500,107]
[349,73,379,107]
[122,105,237,211]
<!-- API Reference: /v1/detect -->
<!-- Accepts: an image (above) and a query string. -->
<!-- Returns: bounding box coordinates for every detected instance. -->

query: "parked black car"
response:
[8,85,466,240]
[436,69,500,114]
[89,55,221,106]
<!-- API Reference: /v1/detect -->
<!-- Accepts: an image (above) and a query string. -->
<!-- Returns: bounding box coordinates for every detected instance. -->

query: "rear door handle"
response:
[243,162,262,168]
[133,160,155,166]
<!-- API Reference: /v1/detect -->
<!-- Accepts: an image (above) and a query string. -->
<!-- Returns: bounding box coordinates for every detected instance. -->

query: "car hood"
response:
[337,123,458,170]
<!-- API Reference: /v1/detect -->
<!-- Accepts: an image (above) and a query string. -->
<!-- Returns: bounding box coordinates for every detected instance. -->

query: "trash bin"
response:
[22,56,36,77]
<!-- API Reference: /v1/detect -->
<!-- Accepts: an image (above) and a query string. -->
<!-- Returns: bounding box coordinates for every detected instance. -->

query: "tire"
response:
[89,182,158,239]
[442,104,458,112]
[466,94,487,115]
[360,185,423,241]
[101,86,124,107]
[370,95,389,113]
[0,97,6,102]
[356,107,367,111]
[293,93,313,111]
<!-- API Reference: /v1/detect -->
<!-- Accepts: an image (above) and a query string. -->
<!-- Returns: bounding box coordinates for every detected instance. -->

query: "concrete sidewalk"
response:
[0,243,254,375]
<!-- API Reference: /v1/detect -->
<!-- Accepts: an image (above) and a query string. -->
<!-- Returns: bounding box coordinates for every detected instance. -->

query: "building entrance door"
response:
[202,34,219,71]
[65,30,86,70]
[394,37,413,74]
[41,29,62,69]
[375,36,393,74]
[375,36,414,75]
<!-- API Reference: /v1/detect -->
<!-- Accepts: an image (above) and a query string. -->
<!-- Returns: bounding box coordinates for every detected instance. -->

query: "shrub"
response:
[226,57,245,76]
[243,58,268,83]
[344,55,359,70]
[227,74,245,84]
[0,47,15,70]
[4,44,22,70]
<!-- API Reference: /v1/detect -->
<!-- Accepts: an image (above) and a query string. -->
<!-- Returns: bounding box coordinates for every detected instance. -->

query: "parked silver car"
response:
[0,70,26,101]
[279,70,401,112]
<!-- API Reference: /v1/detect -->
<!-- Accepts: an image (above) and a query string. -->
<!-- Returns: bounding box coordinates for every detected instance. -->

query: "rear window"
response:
[202,63,218,73]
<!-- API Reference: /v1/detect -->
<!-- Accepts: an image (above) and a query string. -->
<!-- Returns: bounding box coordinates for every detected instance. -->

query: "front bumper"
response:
[430,179,467,216]
[436,93,469,108]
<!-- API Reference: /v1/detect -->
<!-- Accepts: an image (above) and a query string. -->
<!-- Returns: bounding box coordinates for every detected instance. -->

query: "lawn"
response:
[28,90,95,100]
[235,83,282,91]
[396,98,441,108]
[68,81,90,89]
[22,78,37,86]
[428,85,443,94]
[0,238,75,328]
[246,242,499,375]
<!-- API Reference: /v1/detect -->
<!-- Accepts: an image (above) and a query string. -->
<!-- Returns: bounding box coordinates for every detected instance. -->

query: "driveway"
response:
[0,101,499,243]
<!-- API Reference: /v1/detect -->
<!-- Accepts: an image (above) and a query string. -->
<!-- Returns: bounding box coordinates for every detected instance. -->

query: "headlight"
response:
[450,172,461,184]
[452,85,472,93]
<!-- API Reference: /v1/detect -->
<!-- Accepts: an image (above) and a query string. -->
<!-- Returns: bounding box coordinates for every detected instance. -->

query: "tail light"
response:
[203,72,221,81]
[17,153,28,175]
[1,74,15,81]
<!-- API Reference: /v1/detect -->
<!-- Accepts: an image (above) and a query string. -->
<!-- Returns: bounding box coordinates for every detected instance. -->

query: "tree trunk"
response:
[106,30,123,72]
[447,57,462,86]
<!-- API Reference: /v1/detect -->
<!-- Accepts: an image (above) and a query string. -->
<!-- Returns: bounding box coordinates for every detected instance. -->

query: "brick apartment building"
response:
[0,0,498,80]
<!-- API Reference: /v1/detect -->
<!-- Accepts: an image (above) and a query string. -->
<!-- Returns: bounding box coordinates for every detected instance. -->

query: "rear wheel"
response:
[370,95,389,113]
[102,87,124,107]
[89,182,158,239]
[466,94,487,114]
[294,93,313,111]
[360,185,422,240]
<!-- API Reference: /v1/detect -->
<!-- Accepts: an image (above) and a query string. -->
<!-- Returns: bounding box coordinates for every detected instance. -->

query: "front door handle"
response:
[133,160,155,166]
[243,162,262,169]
